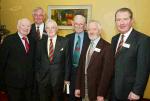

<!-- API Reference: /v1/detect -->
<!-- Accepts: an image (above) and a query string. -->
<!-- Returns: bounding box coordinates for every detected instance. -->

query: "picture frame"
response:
[48,5,92,29]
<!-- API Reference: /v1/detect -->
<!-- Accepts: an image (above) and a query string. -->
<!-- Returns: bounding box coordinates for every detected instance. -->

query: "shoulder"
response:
[66,32,75,38]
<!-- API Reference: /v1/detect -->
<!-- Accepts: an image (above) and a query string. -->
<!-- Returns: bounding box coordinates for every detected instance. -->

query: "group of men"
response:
[0,7,150,101]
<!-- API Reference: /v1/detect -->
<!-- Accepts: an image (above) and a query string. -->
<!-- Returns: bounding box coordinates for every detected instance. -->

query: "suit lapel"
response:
[116,29,137,56]
[53,36,62,61]
[88,39,104,67]
[16,33,28,54]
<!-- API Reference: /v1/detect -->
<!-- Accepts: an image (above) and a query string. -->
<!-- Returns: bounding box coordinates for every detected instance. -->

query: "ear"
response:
[71,21,75,26]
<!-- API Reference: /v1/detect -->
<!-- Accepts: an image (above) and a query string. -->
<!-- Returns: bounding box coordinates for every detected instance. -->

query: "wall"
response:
[1,0,150,98]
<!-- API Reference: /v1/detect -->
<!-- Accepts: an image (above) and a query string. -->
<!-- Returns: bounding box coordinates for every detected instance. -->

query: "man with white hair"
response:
[75,20,114,101]
[0,18,36,101]
[30,7,46,41]
[35,19,70,101]
[66,15,90,101]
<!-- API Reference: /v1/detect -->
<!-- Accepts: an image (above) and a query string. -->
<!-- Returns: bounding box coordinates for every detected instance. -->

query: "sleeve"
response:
[132,36,150,96]
[97,45,115,97]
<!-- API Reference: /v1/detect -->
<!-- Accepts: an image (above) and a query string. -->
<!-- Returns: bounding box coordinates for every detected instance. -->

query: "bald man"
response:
[0,18,36,101]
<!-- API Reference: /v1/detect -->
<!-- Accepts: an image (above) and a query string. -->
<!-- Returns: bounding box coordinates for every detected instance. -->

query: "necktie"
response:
[73,35,81,67]
[22,37,30,53]
[85,41,94,74]
[36,26,40,40]
[49,39,54,63]
[116,34,124,54]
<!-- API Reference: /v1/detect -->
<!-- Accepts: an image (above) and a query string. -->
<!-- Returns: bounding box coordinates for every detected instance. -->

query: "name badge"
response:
[94,48,101,52]
[123,43,130,48]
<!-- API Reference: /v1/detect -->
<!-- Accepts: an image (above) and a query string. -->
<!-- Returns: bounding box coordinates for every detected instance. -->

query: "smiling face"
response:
[45,19,58,38]
[72,15,86,33]
[17,18,31,36]
[115,11,133,34]
[87,21,101,40]
[33,8,45,25]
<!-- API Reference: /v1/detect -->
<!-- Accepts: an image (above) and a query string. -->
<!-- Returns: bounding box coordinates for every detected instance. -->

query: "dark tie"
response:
[116,34,124,55]
[73,35,81,67]
[22,37,30,53]
[36,26,40,40]
[49,39,54,63]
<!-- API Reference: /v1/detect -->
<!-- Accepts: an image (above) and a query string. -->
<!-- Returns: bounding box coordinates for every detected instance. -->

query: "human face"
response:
[17,19,31,36]
[33,9,45,25]
[115,11,133,34]
[87,22,100,40]
[46,23,57,38]
[73,18,85,33]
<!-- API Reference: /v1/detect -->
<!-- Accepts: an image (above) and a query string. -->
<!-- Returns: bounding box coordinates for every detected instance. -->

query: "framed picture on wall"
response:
[48,5,92,29]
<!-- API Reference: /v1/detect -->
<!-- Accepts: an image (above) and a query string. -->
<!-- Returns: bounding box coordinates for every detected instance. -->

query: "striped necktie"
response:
[22,37,30,53]
[116,34,124,55]
[49,39,54,63]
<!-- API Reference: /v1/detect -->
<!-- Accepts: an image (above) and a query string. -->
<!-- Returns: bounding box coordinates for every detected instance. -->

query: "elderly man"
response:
[110,7,150,101]
[0,18,35,101]
[30,7,46,41]
[75,20,114,101]
[66,15,90,101]
[35,19,70,101]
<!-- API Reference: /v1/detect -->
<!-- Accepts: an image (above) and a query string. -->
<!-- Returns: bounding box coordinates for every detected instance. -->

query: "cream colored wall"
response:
[1,0,150,98]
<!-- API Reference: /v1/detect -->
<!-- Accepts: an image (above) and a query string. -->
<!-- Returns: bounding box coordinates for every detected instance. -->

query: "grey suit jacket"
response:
[111,29,150,100]
[35,34,70,87]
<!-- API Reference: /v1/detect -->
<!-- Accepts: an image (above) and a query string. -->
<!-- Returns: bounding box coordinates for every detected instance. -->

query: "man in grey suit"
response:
[110,7,150,101]
[35,19,70,101]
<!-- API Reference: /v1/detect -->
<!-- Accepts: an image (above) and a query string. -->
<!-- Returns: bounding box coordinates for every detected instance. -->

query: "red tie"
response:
[49,39,54,63]
[22,37,30,53]
[116,34,124,55]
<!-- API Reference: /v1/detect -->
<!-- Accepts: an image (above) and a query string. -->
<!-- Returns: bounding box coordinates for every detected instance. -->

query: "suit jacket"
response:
[76,38,114,100]
[111,29,150,100]
[29,23,46,41]
[66,31,90,70]
[35,34,70,87]
[0,33,35,88]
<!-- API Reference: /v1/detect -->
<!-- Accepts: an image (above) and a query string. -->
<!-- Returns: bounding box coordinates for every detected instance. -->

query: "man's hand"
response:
[97,96,104,101]
[75,89,80,97]
[128,91,140,100]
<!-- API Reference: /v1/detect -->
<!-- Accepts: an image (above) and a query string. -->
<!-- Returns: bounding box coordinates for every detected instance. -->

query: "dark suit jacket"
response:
[35,34,70,87]
[0,33,35,88]
[111,29,150,100]
[76,38,114,100]
[66,31,90,70]
[29,23,46,41]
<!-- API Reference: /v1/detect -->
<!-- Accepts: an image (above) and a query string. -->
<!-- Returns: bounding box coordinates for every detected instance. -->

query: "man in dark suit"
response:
[35,19,70,101]
[30,7,46,41]
[0,18,35,101]
[110,8,150,101]
[66,15,90,101]
[75,20,114,101]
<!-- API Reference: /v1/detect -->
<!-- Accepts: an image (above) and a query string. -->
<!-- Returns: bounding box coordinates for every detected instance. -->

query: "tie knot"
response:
[50,38,53,42]
[22,37,27,40]
[37,26,39,29]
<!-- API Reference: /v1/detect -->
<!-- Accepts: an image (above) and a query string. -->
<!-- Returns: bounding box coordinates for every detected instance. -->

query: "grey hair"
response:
[17,18,31,29]
[87,20,102,31]
[73,15,86,23]
[45,19,58,29]
[32,7,45,16]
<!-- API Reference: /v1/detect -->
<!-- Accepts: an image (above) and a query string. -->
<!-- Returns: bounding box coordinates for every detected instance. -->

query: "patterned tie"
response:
[49,39,54,63]
[116,34,124,55]
[73,35,81,67]
[36,26,40,40]
[22,37,30,53]
[85,41,94,74]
